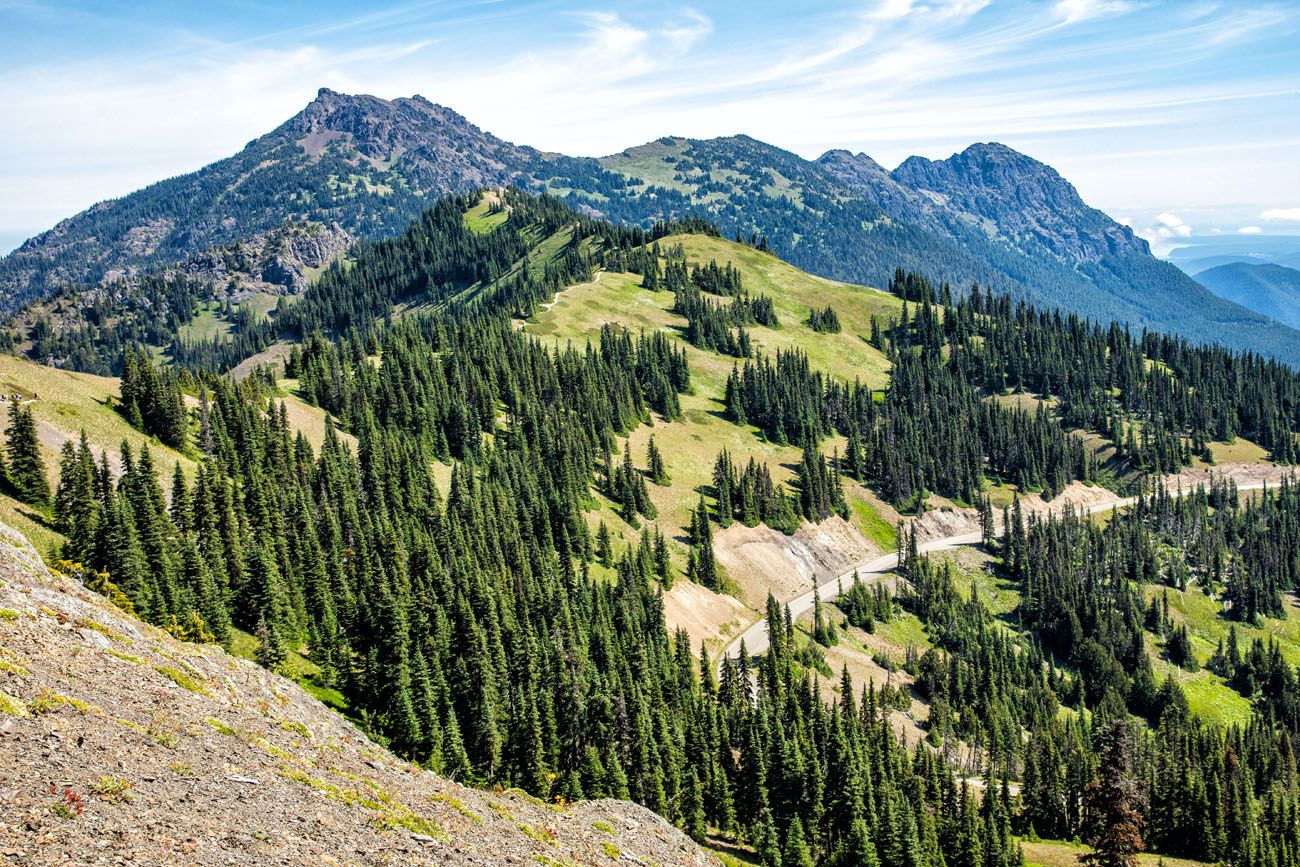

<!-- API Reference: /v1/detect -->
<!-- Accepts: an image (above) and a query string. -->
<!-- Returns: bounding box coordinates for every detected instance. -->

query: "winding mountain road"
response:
[721,481,1279,666]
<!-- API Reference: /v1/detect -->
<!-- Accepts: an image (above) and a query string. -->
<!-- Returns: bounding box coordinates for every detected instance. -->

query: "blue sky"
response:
[1,0,1298,256]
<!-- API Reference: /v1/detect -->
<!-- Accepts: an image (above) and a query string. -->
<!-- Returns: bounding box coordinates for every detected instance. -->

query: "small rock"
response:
[226,775,260,785]
[78,628,110,649]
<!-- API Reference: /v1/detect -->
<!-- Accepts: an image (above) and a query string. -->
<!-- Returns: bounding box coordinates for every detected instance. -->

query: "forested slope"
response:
[4,191,1300,865]
[0,519,712,866]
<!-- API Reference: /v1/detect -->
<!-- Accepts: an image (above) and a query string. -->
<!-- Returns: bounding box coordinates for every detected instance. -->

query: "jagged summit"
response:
[274,86,527,164]
[892,141,1150,263]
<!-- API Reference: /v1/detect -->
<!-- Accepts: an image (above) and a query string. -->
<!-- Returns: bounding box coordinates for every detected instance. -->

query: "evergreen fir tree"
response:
[1082,721,1145,867]
[5,396,49,507]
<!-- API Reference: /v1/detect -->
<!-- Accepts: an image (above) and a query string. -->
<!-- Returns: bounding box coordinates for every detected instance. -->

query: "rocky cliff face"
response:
[891,143,1148,264]
[814,148,926,220]
[177,221,354,299]
[0,522,713,866]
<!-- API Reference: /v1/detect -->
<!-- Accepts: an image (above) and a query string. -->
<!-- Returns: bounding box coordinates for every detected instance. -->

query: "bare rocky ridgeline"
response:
[0,522,714,866]
[171,221,355,299]
[94,220,355,299]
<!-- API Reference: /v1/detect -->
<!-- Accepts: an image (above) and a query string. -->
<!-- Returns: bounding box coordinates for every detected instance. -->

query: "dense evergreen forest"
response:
[10,191,1300,864]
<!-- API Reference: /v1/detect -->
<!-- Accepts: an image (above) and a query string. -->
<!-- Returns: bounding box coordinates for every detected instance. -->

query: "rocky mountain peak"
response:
[892,141,1148,262]
[815,148,921,216]
[892,141,1074,200]
[274,88,510,163]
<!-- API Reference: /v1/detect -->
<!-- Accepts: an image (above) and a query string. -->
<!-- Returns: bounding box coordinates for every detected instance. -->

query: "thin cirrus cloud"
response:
[1053,0,1133,26]
[1262,208,1300,222]
[0,0,1297,251]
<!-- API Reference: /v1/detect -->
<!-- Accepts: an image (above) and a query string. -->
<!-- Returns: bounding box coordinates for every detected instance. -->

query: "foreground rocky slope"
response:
[0,522,712,866]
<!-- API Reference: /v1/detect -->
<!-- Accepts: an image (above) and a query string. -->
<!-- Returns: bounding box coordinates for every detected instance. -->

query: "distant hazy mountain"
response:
[1197,262,1300,330]
[1168,235,1300,276]
[1176,254,1272,276]
[5,88,1300,364]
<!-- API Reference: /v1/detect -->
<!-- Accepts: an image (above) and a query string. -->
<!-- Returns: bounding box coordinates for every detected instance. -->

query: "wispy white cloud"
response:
[1262,208,1300,222]
[1130,210,1198,255]
[1239,226,1264,234]
[662,9,713,50]
[0,0,1297,242]
[1053,0,1133,26]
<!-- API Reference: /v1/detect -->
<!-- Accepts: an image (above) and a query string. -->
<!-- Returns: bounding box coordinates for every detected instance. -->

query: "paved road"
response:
[721,482,1277,666]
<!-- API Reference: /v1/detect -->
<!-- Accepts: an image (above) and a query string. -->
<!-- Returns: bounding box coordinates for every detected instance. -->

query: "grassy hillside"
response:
[523,234,901,601]
[0,354,194,497]
[1022,839,1208,867]
[0,354,363,563]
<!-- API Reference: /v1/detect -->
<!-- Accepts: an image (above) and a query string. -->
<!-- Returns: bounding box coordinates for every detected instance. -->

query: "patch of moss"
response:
[169,760,196,778]
[47,802,77,820]
[107,648,147,665]
[206,717,236,736]
[601,840,622,860]
[134,713,180,748]
[91,775,134,803]
[504,787,553,810]
[0,608,19,621]
[0,646,28,677]
[592,820,617,835]
[279,767,449,842]
[154,664,212,697]
[28,690,96,715]
[278,718,312,739]
[532,855,580,867]
[431,792,483,823]
[145,717,180,748]
[489,800,514,822]
[0,689,28,717]
[75,615,128,643]
[254,736,291,761]
[518,823,557,846]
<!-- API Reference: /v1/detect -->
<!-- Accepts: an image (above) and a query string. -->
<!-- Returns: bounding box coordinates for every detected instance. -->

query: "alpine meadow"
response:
[2,3,1300,866]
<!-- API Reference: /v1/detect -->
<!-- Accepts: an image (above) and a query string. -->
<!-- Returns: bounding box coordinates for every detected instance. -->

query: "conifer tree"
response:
[1082,721,1145,867]
[647,435,669,485]
[688,495,718,588]
[782,816,815,867]
[757,807,782,867]
[6,396,49,507]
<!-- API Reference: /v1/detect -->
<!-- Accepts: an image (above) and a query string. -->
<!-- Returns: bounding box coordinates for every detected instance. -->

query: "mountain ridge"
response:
[5,88,1300,365]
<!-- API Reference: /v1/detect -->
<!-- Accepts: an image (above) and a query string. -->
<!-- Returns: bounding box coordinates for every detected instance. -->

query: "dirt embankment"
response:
[713,516,882,607]
[911,480,1128,543]
[1159,462,1300,491]
[663,579,748,656]
[0,522,713,867]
